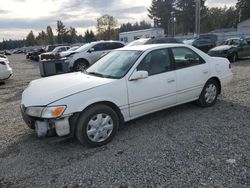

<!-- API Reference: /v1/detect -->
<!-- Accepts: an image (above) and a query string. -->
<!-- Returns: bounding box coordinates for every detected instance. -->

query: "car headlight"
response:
[26,106,66,118]
[42,106,66,118]
[26,106,44,117]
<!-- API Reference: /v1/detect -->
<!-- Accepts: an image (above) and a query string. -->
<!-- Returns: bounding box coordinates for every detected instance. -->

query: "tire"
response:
[73,60,89,72]
[76,104,119,147]
[230,53,238,63]
[196,79,219,107]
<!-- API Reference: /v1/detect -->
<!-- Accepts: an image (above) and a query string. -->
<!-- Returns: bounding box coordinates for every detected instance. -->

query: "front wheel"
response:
[73,60,89,72]
[76,104,119,147]
[230,53,238,63]
[196,79,219,107]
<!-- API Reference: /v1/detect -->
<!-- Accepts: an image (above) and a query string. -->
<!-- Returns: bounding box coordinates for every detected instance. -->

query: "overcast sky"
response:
[0,0,237,40]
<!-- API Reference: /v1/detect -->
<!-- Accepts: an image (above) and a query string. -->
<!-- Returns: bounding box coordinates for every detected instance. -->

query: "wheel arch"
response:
[207,76,221,94]
[70,100,125,137]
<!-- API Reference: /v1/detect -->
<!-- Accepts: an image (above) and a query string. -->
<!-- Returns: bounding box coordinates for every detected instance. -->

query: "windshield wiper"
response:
[87,72,105,77]
[87,72,117,79]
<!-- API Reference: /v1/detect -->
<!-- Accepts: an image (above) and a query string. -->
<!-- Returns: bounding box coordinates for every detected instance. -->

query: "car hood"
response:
[210,45,233,51]
[22,72,115,107]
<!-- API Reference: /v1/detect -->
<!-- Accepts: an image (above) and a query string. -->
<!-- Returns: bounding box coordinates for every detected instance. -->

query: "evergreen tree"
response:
[175,0,206,34]
[237,0,250,22]
[148,0,176,35]
[85,29,96,42]
[26,30,36,46]
[46,26,54,44]
[56,20,68,44]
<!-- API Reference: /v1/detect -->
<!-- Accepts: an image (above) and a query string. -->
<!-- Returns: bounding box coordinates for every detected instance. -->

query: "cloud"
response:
[206,0,237,7]
[0,0,238,40]
[0,9,9,14]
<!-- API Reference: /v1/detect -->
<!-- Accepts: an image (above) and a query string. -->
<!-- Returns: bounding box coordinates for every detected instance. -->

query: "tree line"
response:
[148,0,250,35]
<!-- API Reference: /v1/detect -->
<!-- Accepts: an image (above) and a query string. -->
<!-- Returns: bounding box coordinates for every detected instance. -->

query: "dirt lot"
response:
[0,54,250,188]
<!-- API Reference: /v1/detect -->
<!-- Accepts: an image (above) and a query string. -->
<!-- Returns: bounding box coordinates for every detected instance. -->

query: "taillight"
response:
[229,63,232,69]
[0,61,6,65]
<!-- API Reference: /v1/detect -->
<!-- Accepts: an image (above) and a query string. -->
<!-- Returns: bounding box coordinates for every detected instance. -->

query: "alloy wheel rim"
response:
[204,84,217,103]
[86,113,114,143]
[77,63,87,71]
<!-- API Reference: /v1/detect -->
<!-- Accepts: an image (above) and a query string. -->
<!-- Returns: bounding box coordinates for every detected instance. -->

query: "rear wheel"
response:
[73,60,89,72]
[197,79,219,107]
[76,104,119,147]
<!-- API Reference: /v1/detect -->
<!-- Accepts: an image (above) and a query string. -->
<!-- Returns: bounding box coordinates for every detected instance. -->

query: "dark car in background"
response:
[208,38,250,62]
[27,44,69,61]
[26,48,45,61]
[145,37,183,44]
[192,38,216,53]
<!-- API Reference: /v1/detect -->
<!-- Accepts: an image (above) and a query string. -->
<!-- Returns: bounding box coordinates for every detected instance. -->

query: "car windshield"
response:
[75,43,92,52]
[52,47,62,52]
[67,46,79,51]
[86,50,142,79]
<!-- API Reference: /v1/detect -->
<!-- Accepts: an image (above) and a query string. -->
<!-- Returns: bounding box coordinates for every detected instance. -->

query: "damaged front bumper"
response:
[21,105,73,137]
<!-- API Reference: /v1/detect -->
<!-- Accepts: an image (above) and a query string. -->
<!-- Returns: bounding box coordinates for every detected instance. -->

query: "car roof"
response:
[117,43,188,51]
[90,40,124,44]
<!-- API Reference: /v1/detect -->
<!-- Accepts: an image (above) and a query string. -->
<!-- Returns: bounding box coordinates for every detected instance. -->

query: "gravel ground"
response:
[0,54,249,188]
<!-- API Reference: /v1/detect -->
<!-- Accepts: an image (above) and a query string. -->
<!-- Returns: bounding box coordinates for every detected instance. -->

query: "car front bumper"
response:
[21,105,72,137]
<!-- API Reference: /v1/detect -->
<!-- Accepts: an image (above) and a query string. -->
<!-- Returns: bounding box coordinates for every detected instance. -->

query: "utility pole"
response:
[195,0,201,37]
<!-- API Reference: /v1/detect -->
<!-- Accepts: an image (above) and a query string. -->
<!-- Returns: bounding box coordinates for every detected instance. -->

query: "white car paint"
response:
[59,46,80,58]
[21,44,233,137]
[65,41,124,70]
[0,57,13,81]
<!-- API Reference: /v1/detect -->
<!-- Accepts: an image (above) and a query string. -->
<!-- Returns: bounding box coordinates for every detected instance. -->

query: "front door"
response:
[89,43,109,64]
[127,48,177,118]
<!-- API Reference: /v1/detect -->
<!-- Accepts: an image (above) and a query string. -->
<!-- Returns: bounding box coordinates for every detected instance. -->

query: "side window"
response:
[58,47,63,52]
[114,42,124,49]
[171,47,205,69]
[137,49,171,76]
[105,43,117,50]
[92,43,105,51]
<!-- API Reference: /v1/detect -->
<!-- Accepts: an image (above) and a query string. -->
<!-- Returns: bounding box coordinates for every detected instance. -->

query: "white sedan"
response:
[21,44,233,147]
[0,57,13,82]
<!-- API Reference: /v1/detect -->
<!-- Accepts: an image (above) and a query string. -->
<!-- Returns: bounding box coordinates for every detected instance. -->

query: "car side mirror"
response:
[88,48,95,53]
[129,71,148,81]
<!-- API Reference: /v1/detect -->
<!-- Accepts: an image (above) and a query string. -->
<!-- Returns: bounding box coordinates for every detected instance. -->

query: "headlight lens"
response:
[25,106,66,118]
[26,107,44,117]
[42,106,66,118]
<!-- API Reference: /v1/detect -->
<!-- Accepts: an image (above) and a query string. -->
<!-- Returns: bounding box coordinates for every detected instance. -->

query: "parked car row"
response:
[26,44,71,61]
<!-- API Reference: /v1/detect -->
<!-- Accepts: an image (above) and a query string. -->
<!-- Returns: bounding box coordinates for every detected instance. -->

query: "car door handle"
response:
[167,78,175,83]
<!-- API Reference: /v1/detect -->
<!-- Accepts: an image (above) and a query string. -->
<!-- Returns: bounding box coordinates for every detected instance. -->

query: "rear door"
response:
[171,47,210,103]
